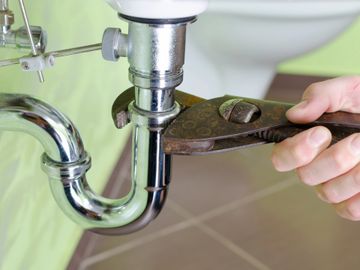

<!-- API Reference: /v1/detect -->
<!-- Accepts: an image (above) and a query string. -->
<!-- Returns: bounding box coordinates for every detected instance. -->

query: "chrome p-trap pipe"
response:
[0,16,193,234]
[0,92,179,234]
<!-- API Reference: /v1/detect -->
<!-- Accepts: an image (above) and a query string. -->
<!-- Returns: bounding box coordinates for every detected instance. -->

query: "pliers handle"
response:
[163,96,360,155]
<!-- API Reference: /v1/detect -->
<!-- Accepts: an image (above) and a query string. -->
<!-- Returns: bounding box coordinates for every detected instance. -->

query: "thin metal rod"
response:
[47,43,102,58]
[0,57,19,68]
[18,0,44,82]
[0,43,102,68]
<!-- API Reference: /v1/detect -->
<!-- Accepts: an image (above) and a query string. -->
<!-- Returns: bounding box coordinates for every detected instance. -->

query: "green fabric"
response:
[0,1,130,269]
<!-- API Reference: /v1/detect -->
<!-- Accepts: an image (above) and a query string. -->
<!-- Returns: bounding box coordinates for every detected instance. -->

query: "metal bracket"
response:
[19,54,55,72]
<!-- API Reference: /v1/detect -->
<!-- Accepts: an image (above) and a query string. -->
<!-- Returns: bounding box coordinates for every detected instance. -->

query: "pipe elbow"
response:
[0,94,170,235]
[42,152,169,234]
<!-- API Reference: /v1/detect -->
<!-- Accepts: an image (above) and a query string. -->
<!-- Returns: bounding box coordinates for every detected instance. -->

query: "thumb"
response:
[286,98,327,124]
[286,76,360,124]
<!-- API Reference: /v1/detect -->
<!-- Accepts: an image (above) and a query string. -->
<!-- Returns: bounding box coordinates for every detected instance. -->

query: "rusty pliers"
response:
[112,88,360,156]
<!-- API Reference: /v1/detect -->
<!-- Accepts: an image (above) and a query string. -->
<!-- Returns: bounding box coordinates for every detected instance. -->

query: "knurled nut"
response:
[102,27,122,62]
[128,68,184,90]
[0,10,14,26]
[129,101,181,128]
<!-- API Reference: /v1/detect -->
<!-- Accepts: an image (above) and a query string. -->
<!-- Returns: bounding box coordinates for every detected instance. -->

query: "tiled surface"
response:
[169,146,294,215]
[86,227,260,270]
[90,203,186,255]
[206,183,360,270]
[69,75,360,270]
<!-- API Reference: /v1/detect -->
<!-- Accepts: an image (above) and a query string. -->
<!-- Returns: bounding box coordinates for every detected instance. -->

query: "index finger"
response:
[287,76,360,124]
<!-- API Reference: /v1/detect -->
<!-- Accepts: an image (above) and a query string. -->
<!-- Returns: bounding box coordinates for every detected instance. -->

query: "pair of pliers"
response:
[112,88,360,156]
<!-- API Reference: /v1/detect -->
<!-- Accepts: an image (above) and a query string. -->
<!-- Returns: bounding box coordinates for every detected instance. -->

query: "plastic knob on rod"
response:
[102,28,128,62]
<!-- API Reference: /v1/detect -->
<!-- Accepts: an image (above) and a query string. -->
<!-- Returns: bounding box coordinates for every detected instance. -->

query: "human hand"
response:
[271,76,360,220]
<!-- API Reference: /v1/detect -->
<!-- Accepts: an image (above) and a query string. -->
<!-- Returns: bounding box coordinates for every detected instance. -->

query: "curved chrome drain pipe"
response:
[0,16,194,235]
[0,93,179,235]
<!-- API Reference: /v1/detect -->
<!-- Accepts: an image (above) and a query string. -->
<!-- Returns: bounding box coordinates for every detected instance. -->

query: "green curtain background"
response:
[0,1,130,269]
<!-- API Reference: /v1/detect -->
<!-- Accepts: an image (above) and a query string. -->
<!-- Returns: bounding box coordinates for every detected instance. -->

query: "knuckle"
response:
[304,83,322,98]
[330,150,349,172]
[352,167,360,188]
[289,144,309,166]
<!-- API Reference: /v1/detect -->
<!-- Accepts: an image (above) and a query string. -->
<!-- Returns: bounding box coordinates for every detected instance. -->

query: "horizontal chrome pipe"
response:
[0,0,46,52]
[0,93,178,234]
[0,26,47,53]
[0,0,12,34]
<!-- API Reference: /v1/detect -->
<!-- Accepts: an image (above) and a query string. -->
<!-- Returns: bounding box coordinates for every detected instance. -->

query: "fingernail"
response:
[288,100,308,113]
[309,128,329,148]
[350,135,360,155]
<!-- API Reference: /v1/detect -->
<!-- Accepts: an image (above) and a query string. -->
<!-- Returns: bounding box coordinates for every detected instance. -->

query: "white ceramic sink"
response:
[182,1,360,98]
